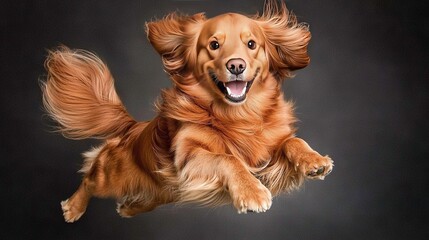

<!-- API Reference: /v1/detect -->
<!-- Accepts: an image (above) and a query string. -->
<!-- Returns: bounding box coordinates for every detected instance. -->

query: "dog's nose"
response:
[226,58,246,75]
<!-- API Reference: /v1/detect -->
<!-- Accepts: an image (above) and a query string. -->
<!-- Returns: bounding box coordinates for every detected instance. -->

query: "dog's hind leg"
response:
[60,146,102,223]
[61,178,94,223]
[116,200,158,218]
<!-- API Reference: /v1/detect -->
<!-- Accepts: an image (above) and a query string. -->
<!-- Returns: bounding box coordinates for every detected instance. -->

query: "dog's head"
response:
[146,1,310,105]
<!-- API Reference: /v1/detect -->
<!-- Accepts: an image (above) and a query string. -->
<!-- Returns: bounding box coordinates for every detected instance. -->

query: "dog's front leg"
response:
[174,126,272,213]
[283,137,333,179]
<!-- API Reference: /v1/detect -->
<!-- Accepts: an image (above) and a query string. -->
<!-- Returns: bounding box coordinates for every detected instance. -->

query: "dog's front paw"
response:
[296,152,333,180]
[229,177,272,214]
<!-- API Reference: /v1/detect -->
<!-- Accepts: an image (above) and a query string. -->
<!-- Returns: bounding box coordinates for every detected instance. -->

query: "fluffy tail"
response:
[41,47,136,139]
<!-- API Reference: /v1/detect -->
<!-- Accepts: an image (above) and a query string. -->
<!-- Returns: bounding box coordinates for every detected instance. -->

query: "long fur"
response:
[256,0,311,79]
[42,47,136,139]
[42,0,333,223]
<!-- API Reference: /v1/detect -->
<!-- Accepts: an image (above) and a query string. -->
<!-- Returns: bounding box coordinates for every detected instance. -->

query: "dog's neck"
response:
[158,73,283,131]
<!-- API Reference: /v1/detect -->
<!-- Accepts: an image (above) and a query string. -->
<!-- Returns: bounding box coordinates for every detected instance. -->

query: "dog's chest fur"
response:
[214,103,295,168]
[158,87,296,169]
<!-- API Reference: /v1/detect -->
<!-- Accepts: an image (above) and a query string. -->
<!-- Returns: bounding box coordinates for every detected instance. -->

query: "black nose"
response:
[226,58,246,75]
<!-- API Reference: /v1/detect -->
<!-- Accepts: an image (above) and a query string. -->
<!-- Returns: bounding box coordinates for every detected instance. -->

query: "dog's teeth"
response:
[225,85,232,95]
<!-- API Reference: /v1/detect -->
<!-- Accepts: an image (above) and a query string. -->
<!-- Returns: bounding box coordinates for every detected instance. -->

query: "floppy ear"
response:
[256,0,311,79]
[146,13,205,75]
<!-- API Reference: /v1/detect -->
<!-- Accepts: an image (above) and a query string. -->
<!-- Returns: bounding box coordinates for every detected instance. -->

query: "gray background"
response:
[1,0,428,239]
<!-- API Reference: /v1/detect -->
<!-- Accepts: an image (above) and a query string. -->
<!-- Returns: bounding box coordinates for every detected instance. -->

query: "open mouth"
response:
[209,69,259,103]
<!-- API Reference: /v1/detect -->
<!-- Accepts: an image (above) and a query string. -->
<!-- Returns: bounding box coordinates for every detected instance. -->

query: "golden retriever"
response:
[42,0,333,222]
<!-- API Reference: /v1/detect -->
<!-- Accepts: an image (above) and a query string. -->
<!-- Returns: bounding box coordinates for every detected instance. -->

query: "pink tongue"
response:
[225,81,246,95]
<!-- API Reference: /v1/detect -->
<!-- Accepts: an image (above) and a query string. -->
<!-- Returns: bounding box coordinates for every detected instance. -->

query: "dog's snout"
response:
[226,58,246,75]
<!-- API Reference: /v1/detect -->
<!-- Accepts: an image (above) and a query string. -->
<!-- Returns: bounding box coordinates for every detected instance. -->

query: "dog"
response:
[42,0,333,223]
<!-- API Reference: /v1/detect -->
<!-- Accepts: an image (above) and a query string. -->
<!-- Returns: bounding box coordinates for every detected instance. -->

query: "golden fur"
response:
[42,1,333,222]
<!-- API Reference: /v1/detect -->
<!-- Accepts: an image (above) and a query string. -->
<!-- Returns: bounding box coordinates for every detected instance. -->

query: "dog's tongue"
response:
[225,81,246,96]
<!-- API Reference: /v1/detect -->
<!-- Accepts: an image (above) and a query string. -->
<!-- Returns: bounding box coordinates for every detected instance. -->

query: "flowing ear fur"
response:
[256,0,311,79]
[146,13,206,76]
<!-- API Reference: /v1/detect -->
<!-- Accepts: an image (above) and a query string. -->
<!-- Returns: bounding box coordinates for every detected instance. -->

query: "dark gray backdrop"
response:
[1,0,428,239]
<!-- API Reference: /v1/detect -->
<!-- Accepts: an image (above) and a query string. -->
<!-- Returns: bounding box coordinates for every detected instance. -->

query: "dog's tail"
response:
[41,47,136,139]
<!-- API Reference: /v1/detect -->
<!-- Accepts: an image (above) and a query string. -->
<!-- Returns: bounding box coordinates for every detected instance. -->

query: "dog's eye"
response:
[247,40,256,50]
[209,41,220,50]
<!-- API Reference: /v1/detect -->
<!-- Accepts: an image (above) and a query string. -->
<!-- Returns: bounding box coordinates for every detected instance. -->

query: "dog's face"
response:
[195,14,268,104]
[146,1,311,105]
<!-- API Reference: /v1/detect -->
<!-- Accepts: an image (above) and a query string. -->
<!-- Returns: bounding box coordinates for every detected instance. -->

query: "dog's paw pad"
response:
[306,166,325,177]
[299,154,333,180]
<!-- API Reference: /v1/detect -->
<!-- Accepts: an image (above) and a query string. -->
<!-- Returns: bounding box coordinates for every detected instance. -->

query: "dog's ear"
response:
[146,13,205,75]
[256,1,311,79]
